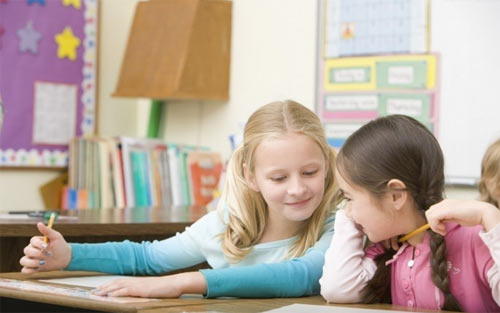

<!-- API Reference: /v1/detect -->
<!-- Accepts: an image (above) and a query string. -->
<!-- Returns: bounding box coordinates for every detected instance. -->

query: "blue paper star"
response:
[27,0,45,5]
[17,21,41,54]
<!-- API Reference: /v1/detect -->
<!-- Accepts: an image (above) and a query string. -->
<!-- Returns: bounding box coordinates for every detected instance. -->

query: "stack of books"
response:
[63,136,223,209]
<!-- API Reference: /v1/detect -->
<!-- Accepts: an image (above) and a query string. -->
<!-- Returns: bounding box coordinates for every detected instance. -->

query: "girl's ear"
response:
[386,179,408,210]
[243,163,259,192]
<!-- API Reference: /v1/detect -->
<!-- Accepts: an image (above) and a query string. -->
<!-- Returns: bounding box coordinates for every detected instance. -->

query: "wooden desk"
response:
[141,297,426,313]
[0,271,231,313]
[0,206,206,272]
[0,271,441,313]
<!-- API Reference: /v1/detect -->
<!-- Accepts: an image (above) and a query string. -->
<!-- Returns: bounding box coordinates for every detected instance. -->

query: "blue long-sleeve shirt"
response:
[67,210,335,298]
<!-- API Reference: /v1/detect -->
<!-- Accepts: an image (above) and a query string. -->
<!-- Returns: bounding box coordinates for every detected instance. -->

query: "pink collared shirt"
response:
[320,210,500,312]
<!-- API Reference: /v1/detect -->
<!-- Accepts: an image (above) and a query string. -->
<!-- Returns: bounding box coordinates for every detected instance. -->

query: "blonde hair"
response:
[218,100,339,262]
[479,138,500,206]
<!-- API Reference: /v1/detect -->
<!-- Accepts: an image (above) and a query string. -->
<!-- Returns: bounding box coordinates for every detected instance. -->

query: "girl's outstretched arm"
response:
[66,211,220,275]
[200,215,335,298]
[201,248,326,298]
[426,199,500,305]
[319,209,377,303]
[89,215,333,299]
[93,243,329,299]
[66,235,206,275]
[91,272,207,298]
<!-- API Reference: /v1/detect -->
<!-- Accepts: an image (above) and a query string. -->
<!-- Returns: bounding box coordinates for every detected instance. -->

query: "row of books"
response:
[65,136,224,209]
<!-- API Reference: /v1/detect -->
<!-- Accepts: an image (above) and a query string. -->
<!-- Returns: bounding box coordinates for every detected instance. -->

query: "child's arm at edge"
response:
[479,219,500,305]
[426,199,500,305]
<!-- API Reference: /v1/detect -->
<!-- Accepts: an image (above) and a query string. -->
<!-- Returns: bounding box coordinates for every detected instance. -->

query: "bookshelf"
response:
[65,136,223,210]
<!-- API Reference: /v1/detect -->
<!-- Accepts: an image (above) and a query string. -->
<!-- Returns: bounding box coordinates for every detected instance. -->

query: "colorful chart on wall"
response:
[0,0,98,168]
[318,0,500,185]
[316,0,437,149]
[318,54,439,148]
[323,0,428,58]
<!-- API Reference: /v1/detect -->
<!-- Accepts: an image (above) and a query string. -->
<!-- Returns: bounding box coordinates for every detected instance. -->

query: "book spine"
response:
[130,151,150,207]
[68,188,78,210]
[77,189,89,209]
[167,145,182,206]
[61,186,69,210]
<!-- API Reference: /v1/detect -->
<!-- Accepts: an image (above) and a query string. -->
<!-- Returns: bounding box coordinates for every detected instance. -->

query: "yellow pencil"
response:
[399,223,430,243]
[43,212,56,243]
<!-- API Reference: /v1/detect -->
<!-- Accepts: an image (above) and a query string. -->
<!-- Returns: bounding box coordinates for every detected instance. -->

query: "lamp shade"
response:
[113,0,232,100]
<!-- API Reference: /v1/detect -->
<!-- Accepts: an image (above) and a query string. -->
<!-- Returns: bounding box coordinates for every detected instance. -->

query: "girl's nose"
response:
[287,177,307,196]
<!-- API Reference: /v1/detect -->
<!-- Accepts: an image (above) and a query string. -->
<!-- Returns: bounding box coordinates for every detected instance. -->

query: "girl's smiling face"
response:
[335,167,398,243]
[246,132,327,232]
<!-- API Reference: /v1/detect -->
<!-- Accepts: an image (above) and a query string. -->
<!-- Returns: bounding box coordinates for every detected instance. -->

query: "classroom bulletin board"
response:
[0,0,98,168]
[316,0,437,150]
[317,0,500,185]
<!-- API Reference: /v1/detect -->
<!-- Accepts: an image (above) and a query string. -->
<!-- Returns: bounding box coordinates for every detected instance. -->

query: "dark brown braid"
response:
[361,249,395,304]
[428,231,462,311]
[416,191,462,310]
[337,115,463,310]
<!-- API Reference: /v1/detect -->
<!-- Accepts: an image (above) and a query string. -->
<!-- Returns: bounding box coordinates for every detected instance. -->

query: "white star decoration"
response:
[17,21,41,54]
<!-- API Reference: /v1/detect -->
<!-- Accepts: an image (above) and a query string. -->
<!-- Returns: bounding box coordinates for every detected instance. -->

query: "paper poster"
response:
[324,0,428,58]
[324,54,437,92]
[32,82,77,145]
[324,122,364,147]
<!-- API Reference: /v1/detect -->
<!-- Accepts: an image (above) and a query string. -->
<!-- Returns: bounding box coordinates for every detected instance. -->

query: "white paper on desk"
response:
[39,275,131,288]
[262,303,410,313]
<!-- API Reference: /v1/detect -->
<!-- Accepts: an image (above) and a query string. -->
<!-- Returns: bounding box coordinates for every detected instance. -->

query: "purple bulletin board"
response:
[0,0,98,168]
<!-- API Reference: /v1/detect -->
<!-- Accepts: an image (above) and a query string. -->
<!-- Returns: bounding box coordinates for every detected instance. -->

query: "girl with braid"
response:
[320,115,500,312]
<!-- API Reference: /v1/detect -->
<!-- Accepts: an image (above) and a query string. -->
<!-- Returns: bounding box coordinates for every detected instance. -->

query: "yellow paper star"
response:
[54,27,81,61]
[62,0,81,9]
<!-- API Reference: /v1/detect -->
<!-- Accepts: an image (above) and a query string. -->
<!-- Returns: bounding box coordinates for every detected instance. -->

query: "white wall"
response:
[0,0,478,211]
[164,0,319,161]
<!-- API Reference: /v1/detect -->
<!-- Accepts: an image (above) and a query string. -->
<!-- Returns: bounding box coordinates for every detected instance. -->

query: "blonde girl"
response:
[21,100,341,298]
[479,138,500,207]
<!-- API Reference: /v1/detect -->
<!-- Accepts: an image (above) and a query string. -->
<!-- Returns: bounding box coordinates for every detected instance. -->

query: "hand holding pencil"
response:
[43,212,56,243]
[19,213,72,274]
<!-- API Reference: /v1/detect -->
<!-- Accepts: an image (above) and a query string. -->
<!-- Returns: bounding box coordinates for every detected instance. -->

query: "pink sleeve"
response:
[365,242,385,260]
[479,223,500,305]
[319,209,377,303]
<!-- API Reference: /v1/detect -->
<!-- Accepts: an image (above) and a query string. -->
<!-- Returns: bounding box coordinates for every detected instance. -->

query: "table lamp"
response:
[112,0,232,137]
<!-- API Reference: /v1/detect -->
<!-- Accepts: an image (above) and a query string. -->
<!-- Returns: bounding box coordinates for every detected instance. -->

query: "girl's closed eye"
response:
[270,175,286,182]
[303,169,319,176]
